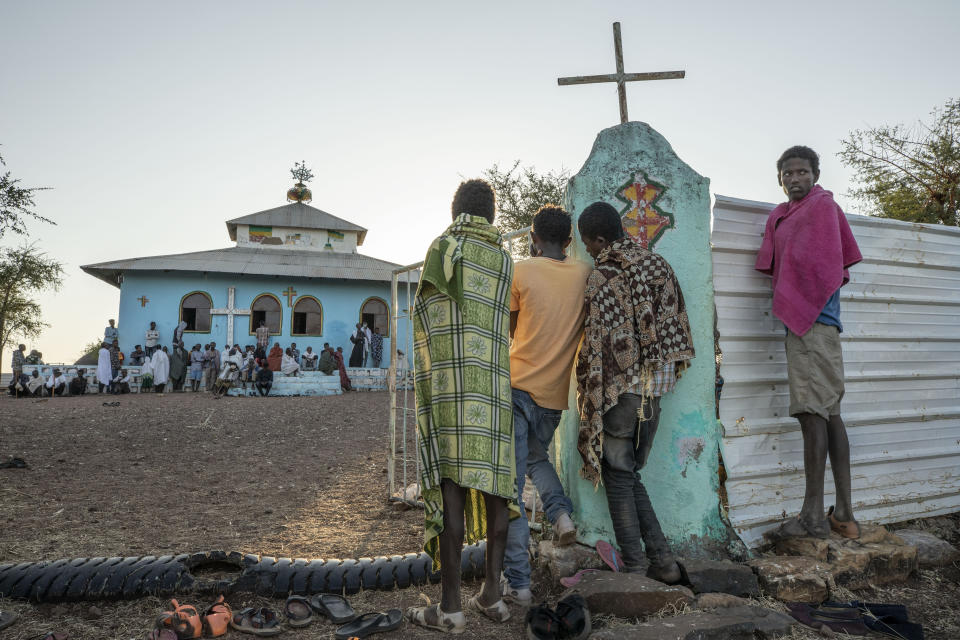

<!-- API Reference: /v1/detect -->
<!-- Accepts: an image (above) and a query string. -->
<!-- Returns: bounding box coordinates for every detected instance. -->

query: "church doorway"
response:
[360,297,389,337]
[250,294,282,334]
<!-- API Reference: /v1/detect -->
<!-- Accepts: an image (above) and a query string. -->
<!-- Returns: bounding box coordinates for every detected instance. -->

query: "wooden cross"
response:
[557,22,685,124]
[282,286,298,307]
[210,287,250,345]
[137,296,149,307]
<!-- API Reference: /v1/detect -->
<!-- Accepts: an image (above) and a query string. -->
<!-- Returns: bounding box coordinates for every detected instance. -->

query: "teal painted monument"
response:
[81,165,414,365]
[557,121,734,556]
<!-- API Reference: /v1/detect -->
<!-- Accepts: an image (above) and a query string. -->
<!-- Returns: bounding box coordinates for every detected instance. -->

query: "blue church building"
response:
[82,185,415,367]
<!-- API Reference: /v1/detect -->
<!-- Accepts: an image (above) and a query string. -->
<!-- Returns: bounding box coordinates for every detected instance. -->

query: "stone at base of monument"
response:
[894,529,960,568]
[588,605,795,640]
[538,540,606,582]
[562,572,694,618]
[746,556,832,603]
[677,558,760,597]
[771,524,918,590]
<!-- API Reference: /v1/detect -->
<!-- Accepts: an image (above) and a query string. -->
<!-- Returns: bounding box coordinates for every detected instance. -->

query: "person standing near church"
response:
[406,179,516,633]
[97,343,112,393]
[755,145,862,540]
[151,346,170,393]
[189,344,204,392]
[144,322,160,358]
[109,339,122,382]
[169,343,188,391]
[502,205,591,606]
[370,328,384,368]
[348,323,365,367]
[576,201,695,585]
[11,344,26,379]
[362,323,373,366]
[104,319,118,345]
[255,320,270,357]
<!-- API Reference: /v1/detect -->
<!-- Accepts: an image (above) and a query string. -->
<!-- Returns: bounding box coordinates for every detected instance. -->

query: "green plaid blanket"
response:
[414,213,517,567]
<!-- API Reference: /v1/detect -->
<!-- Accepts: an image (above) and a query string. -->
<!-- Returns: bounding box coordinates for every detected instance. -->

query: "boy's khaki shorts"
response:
[785,322,845,420]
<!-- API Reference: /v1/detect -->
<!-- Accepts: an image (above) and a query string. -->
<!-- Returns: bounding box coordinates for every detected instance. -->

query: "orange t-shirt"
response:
[510,257,593,410]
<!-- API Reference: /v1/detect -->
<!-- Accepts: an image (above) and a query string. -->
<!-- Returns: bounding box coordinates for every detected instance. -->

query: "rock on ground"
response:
[562,572,693,618]
[678,558,759,597]
[894,529,960,568]
[746,556,832,603]
[538,540,605,582]
[589,605,795,640]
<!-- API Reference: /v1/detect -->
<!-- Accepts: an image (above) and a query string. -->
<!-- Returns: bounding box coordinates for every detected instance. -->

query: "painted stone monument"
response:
[558,121,733,556]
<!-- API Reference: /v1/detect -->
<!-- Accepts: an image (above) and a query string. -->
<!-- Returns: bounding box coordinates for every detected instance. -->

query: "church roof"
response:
[225,202,368,245]
[81,246,417,289]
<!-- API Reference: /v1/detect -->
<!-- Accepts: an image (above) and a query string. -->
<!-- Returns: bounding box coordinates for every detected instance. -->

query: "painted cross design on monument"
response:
[137,296,149,307]
[282,286,297,307]
[210,287,250,345]
[557,22,685,124]
[615,170,675,249]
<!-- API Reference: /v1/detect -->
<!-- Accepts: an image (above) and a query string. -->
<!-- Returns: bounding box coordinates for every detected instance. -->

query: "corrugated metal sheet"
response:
[225,202,368,244]
[712,194,960,547]
[81,246,418,288]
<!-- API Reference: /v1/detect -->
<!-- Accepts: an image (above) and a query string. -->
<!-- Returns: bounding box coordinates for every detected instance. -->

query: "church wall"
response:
[235,224,358,253]
[116,271,409,366]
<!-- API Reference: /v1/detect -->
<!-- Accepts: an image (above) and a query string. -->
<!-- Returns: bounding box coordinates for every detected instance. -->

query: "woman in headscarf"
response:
[349,323,365,367]
[151,346,170,393]
[267,343,283,371]
[139,351,154,392]
[333,346,352,391]
[96,342,112,393]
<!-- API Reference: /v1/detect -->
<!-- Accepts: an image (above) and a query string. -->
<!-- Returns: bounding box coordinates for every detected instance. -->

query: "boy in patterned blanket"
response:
[576,201,695,584]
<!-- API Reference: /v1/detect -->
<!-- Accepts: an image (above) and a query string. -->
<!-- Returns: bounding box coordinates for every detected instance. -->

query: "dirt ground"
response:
[1,391,958,639]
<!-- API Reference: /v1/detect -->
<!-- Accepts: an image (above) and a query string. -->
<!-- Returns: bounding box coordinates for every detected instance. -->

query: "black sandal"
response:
[310,594,356,624]
[334,610,403,639]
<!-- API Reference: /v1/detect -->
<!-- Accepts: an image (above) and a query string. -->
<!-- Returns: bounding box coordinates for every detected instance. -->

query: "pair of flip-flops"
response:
[0,457,27,469]
[284,595,400,638]
[558,540,623,588]
[154,596,231,639]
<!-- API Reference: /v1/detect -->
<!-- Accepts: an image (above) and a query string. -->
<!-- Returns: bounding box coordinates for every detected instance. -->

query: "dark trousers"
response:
[45,383,66,397]
[601,394,671,571]
[256,382,271,396]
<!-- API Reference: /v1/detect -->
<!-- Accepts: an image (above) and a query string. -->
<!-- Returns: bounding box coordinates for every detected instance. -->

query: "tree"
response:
[0,151,54,239]
[79,338,103,362]
[838,98,959,226]
[0,246,64,376]
[482,161,571,257]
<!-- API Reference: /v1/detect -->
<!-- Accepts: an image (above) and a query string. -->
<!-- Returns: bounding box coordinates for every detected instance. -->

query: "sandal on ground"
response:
[559,569,601,589]
[555,594,591,640]
[0,610,18,631]
[284,596,313,628]
[595,540,624,572]
[466,595,510,622]
[525,605,561,640]
[827,506,861,539]
[202,595,232,637]
[230,607,283,636]
[334,610,403,639]
[405,605,466,634]
[156,599,202,640]
[310,594,356,623]
[0,457,27,469]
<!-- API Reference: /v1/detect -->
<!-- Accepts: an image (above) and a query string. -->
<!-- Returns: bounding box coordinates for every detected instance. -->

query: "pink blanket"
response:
[754,185,862,336]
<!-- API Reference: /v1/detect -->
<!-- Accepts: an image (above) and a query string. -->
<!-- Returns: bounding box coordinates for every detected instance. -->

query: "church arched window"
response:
[180,291,212,332]
[292,296,323,336]
[250,294,282,335]
[360,297,389,338]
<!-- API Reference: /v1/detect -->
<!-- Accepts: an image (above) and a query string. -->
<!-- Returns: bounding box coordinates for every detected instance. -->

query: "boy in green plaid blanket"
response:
[406,179,520,633]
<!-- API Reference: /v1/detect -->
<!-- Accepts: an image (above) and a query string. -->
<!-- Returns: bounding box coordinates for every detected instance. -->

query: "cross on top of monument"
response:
[558,22,685,124]
[287,161,314,203]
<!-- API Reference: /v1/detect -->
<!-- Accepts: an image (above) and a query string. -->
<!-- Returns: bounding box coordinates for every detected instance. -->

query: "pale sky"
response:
[3,0,957,363]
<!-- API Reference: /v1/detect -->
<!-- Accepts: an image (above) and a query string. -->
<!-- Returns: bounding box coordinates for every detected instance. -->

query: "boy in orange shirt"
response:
[502,205,593,605]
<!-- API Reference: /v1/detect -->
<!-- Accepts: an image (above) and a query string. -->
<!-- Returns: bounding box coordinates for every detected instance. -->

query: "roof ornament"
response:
[286,161,314,203]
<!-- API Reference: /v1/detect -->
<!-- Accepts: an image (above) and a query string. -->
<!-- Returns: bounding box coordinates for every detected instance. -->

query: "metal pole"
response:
[387,271,399,498]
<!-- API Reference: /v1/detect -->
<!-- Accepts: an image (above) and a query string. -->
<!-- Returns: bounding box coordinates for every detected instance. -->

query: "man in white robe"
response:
[281,348,300,376]
[97,343,112,393]
[362,322,373,366]
[151,346,170,393]
[27,370,45,396]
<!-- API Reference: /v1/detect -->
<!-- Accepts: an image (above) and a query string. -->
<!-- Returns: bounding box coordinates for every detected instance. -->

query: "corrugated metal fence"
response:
[712,194,960,547]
